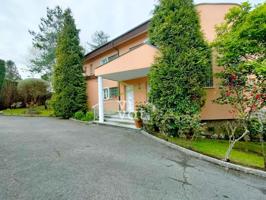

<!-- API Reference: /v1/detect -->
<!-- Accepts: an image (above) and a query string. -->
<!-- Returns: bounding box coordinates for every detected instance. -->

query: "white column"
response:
[98,76,104,123]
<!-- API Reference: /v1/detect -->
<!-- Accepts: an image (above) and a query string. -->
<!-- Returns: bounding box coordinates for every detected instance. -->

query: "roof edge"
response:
[196,2,241,6]
[84,19,150,59]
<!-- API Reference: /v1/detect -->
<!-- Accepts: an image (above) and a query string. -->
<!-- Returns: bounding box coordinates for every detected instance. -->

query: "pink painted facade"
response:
[84,3,239,120]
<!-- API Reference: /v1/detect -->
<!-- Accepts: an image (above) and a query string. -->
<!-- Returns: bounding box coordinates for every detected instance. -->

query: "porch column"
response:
[98,76,104,123]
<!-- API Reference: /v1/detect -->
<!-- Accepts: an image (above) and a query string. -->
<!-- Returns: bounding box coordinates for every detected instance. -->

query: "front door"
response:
[126,85,134,113]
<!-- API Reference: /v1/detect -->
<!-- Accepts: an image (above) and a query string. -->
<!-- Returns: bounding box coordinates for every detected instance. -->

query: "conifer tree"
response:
[148,0,211,115]
[52,9,87,119]
[0,59,6,91]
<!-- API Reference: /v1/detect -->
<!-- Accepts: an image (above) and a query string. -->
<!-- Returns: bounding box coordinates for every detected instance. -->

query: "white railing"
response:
[92,100,137,121]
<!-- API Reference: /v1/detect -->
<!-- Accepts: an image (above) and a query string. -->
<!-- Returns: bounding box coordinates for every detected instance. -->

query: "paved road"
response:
[0,116,265,200]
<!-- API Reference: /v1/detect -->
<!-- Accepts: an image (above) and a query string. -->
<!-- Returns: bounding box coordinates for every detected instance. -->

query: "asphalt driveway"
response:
[0,116,265,200]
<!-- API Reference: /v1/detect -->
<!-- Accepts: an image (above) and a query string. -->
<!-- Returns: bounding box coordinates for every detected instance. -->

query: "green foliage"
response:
[74,111,94,121]
[52,9,87,119]
[17,78,49,106]
[0,59,6,91]
[0,80,20,110]
[213,2,266,119]
[74,111,84,120]
[88,30,110,51]
[147,0,211,136]
[5,60,21,81]
[214,2,266,69]
[29,6,64,81]
[154,133,266,169]
[213,2,266,163]
[141,104,202,138]
[148,0,211,115]
[2,106,54,117]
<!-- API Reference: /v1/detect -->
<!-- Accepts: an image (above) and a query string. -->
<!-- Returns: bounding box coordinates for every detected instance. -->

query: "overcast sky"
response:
[0,0,264,78]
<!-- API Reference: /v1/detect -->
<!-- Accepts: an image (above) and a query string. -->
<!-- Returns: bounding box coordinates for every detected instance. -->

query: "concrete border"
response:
[69,118,94,125]
[140,130,266,178]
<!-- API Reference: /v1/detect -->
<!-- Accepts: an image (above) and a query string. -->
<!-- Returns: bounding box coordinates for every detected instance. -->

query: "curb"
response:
[69,118,94,125]
[140,130,266,178]
[93,121,140,131]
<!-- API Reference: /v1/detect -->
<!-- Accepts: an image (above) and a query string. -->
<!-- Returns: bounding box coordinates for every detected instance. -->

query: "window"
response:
[100,54,118,65]
[103,87,119,100]
[108,54,118,62]
[100,58,108,65]
[103,88,110,100]
[109,87,119,97]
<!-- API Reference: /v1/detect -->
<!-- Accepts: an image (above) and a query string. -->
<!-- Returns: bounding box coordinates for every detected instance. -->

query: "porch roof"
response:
[94,44,159,81]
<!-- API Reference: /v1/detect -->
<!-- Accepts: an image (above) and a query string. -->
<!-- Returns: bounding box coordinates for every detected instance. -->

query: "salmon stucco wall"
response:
[120,77,148,110]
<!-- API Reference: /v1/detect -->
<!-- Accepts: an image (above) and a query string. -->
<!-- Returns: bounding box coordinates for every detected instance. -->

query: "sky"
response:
[0,0,264,78]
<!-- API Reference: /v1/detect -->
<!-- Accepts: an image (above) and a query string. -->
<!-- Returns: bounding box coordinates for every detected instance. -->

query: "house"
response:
[83,3,238,123]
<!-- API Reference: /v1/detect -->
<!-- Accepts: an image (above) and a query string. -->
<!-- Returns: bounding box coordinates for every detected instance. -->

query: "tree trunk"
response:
[224,129,249,162]
[224,141,235,162]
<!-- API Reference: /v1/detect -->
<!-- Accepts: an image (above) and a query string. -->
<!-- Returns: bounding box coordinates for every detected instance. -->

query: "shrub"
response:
[17,78,49,107]
[140,104,202,138]
[74,111,84,120]
[82,112,94,121]
[74,111,94,121]
[0,79,21,110]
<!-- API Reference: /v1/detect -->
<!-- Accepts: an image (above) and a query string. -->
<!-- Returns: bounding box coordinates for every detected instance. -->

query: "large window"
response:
[103,87,119,100]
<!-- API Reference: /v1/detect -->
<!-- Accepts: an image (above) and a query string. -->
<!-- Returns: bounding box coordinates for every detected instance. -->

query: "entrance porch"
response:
[94,43,158,122]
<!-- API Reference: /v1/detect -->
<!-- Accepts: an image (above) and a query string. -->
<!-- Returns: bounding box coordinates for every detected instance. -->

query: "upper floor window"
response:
[100,54,119,66]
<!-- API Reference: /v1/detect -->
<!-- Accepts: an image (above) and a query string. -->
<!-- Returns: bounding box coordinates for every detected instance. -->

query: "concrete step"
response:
[105,117,135,125]
[105,114,133,120]
[93,121,139,130]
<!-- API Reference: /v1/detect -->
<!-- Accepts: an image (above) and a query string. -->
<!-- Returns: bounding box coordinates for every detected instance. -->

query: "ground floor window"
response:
[103,88,110,100]
[103,87,119,100]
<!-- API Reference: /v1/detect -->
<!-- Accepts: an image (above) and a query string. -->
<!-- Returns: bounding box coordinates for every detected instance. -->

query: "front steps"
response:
[94,113,138,130]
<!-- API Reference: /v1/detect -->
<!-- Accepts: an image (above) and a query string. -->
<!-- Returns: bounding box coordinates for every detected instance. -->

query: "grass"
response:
[0,106,54,117]
[154,133,266,170]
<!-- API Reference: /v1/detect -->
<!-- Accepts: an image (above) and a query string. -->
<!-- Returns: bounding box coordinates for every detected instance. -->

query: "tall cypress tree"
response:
[0,59,6,92]
[52,8,87,119]
[148,0,211,115]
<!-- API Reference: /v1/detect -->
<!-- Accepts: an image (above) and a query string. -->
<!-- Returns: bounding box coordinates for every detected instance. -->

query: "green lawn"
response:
[0,106,54,117]
[154,133,266,170]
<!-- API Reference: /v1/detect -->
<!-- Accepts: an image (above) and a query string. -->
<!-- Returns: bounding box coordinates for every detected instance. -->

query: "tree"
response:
[52,8,87,119]
[88,30,110,50]
[29,6,64,81]
[213,2,266,163]
[148,0,211,136]
[0,59,5,92]
[0,80,20,110]
[17,78,49,106]
[5,60,21,81]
